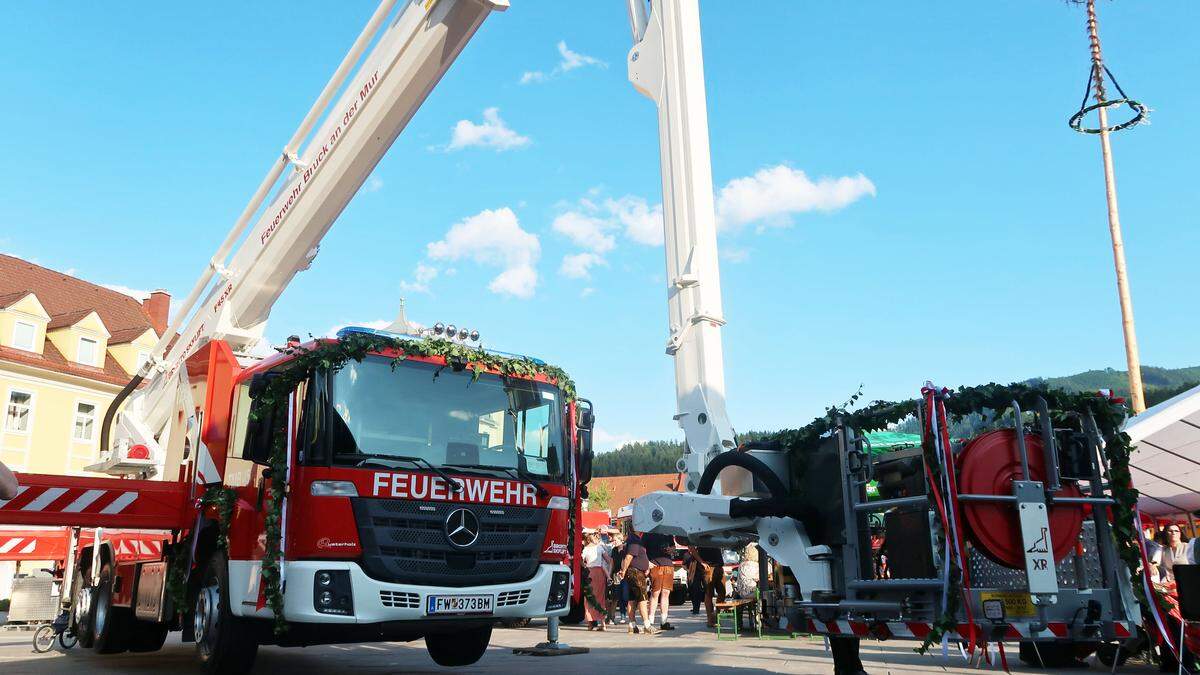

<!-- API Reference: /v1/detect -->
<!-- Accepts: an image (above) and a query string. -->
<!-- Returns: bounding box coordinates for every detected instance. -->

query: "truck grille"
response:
[380,590,420,609]
[497,589,531,607]
[351,498,549,587]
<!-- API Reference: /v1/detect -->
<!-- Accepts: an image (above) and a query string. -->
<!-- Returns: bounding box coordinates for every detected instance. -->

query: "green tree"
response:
[588,481,613,511]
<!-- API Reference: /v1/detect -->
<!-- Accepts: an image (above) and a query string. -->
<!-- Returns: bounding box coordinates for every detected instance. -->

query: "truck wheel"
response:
[194,552,258,674]
[127,620,170,652]
[561,600,585,625]
[70,566,96,649]
[93,561,131,654]
[426,626,492,666]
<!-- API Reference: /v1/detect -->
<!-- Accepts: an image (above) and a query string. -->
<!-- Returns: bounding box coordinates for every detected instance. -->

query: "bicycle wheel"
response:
[59,629,78,650]
[32,625,56,653]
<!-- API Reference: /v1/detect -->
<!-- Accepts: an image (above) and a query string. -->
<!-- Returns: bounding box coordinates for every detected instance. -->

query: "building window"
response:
[77,337,98,366]
[5,391,32,433]
[12,321,35,351]
[74,402,97,442]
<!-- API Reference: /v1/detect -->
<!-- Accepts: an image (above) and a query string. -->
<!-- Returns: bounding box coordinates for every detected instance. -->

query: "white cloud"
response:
[716,164,875,231]
[399,262,439,294]
[446,108,530,152]
[365,177,384,193]
[605,196,663,246]
[519,40,606,85]
[552,211,615,254]
[102,283,151,301]
[557,41,604,72]
[553,193,663,252]
[593,428,645,453]
[488,264,538,298]
[427,207,540,299]
[580,287,595,298]
[721,247,751,264]
[559,252,606,279]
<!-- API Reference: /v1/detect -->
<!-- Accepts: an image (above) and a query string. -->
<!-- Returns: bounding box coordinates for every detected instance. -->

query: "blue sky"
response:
[2,2,1197,452]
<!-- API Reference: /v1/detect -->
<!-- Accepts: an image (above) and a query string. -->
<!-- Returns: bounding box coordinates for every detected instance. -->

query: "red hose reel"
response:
[957,429,1085,569]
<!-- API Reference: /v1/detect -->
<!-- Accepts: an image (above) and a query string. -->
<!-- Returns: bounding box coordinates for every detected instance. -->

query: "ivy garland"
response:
[759,381,1139,654]
[164,485,238,615]
[247,331,578,634]
[580,569,608,618]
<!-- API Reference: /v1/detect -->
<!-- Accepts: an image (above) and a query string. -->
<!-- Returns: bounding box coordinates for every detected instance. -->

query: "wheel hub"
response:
[194,584,220,652]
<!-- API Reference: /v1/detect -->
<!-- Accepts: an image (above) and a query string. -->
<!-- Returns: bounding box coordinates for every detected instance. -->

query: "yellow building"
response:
[0,254,170,477]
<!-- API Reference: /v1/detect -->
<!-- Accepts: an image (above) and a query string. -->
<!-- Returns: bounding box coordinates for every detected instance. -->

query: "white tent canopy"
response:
[1122,384,1200,517]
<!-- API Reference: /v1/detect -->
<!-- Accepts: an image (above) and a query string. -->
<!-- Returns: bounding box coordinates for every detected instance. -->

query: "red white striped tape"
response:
[803,619,1129,642]
[0,485,139,515]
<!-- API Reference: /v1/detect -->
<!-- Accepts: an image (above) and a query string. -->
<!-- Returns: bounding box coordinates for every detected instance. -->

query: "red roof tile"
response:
[590,473,685,513]
[0,254,165,385]
[0,255,157,337]
[0,290,34,309]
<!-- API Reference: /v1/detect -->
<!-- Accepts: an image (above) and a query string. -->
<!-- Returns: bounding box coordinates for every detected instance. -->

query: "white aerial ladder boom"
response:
[94,0,508,477]
[625,0,833,600]
[625,0,737,494]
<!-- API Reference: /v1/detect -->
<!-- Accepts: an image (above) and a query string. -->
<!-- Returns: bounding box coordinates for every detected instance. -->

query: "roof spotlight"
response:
[433,322,445,335]
[458,328,468,340]
[469,330,480,342]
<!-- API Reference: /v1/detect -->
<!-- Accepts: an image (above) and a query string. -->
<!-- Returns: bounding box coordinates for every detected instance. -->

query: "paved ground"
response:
[0,612,1157,674]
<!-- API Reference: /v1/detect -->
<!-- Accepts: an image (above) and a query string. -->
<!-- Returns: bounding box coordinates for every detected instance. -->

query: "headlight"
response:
[545,571,571,611]
[310,480,358,497]
[313,570,354,616]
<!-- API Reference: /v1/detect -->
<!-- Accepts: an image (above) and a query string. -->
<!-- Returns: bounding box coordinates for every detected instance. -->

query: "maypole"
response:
[1069,0,1150,413]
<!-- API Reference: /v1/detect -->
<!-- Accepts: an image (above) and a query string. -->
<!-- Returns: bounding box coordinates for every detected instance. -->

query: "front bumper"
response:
[273,560,570,624]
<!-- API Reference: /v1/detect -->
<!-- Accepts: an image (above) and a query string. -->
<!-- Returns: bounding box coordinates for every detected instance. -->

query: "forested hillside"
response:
[593,365,1199,477]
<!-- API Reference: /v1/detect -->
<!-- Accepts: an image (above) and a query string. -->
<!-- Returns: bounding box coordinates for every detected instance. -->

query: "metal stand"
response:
[512,616,589,657]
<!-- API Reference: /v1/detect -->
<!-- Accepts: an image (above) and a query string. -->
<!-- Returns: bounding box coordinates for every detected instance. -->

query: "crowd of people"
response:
[581,522,763,635]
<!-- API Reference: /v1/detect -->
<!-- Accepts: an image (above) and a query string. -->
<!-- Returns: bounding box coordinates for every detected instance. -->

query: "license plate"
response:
[979,591,1035,617]
[426,594,494,616]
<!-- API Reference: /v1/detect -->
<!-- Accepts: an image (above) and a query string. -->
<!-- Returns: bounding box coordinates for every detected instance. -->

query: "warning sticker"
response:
[979,591,1036,617]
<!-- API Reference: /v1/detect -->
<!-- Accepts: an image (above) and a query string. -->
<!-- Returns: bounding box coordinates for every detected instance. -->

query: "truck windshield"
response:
[323,355,565,480]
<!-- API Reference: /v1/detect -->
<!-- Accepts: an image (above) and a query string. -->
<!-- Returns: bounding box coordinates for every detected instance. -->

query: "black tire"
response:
[92,561,131,654]
[58,630,78,650]
[194,551,258,675]
[127,620,169,653]
[561,600,586,625]
[1096,642,1130,667]
[70,565,96,649]
[426,625,492,667]
[32,624,56,653]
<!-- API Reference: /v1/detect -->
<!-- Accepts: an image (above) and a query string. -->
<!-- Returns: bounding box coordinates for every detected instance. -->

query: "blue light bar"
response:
[335,326,546,365]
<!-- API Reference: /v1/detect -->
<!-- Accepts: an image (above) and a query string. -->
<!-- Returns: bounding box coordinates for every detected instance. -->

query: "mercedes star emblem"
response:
[445,508,480,548]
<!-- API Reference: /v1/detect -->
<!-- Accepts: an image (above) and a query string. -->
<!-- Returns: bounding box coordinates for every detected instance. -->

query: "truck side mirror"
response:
[577,429,594,484]
[576,398,595,431]
[243,373,281,465]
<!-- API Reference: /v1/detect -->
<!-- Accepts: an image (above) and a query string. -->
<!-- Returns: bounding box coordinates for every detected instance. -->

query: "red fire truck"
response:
[0,0,601,671]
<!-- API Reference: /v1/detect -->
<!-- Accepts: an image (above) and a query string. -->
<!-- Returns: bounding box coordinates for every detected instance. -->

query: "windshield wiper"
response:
[345,453,462,493]
[443,463,550,499]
